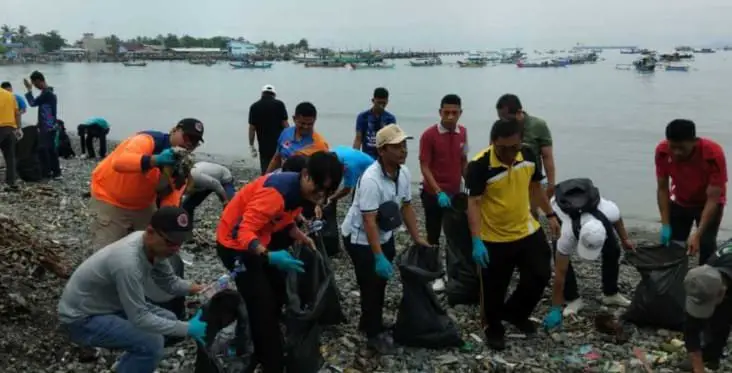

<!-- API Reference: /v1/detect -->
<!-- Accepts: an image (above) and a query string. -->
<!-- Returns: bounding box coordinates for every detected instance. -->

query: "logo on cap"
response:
[177,213,189,227]
[194,122,203,132]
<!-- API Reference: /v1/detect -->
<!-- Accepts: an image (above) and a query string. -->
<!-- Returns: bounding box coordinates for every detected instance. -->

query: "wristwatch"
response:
[546,212,558,219]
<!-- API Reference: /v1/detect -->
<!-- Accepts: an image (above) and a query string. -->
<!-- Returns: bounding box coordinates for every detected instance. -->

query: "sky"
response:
[2,0,732,50]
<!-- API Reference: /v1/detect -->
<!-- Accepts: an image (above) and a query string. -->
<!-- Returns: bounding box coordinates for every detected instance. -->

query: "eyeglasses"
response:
[156,230,181,247]
[183,134,202,148]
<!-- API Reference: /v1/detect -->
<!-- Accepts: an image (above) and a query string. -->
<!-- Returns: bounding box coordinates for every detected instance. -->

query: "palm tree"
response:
[1,24,14,40]
[16,25,29,42]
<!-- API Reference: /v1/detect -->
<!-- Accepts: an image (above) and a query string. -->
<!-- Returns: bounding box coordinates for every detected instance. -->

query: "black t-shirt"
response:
[249,96,288,155]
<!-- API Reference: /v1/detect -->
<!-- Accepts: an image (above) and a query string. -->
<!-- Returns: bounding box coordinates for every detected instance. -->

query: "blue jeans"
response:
[63,305,177,373]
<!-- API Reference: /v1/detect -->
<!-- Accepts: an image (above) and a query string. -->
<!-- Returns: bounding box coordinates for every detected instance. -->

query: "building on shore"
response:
[227,40,258,58]
[81,33,107,55]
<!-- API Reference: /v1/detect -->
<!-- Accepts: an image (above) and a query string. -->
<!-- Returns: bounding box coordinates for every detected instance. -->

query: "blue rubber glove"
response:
[543,306,563,330]
[374,252,393,279]
[660,224,672,246]
[187,309,208,345]
[268,250,305,273]
[471,236,489,268]
[437,192,452,208]
[153,148,177,166]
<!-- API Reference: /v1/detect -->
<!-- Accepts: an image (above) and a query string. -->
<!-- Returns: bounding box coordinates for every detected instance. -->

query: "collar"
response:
[488,145,524,168]
[376,159,400,181]
[437,123,461,134]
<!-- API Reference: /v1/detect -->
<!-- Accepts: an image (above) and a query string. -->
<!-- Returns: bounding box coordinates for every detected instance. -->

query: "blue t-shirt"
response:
[14,94,27,113]
[331,145,375,188]
[84,117,110,129]
[355,109,396,159]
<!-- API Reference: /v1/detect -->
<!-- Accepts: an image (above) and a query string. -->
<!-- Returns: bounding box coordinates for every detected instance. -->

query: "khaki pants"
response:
[89,197,157,251]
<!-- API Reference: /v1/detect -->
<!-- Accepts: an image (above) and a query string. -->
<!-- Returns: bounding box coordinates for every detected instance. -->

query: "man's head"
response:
[293,102,317,137]
[170,118,204,151]
[576,219,607,260]
[143,206,193,258]
[665,119,697,161]
[371,87,389,114]
[376,124,412,166]
[496,94,525,123]
[490,119,523,165]
[261,84,276,97]
[1,81,12,92]
[300,151,343,204]
[439,94,462,128]
[30,71,46,89]
[684,265,727,319]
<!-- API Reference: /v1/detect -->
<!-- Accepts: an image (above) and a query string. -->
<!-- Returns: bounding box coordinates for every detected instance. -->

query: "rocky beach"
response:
[0,140,720,373]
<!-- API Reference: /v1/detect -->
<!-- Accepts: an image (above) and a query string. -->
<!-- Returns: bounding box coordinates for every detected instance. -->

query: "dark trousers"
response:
[217,243,286,373]
[669,202,723,265]
[700,290,732,362]
[421,190,444,245]
[0,127,17,186]
[259,149,276,175]
[181,190,213,221]
[37,126,60,177]
[344,236,396,338]
[481,230,551,336]
[553,237,621,302]
[78,125,109,158]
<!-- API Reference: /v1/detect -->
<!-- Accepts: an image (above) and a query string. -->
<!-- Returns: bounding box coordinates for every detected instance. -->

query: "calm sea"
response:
[2,52,731,231]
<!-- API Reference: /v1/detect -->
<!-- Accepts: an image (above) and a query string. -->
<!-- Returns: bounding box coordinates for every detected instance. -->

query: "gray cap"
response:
[684,265,724,319]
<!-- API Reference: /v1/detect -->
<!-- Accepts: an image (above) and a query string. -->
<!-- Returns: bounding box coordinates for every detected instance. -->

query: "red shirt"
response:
[419,124,468,195]
[655,137,727,207]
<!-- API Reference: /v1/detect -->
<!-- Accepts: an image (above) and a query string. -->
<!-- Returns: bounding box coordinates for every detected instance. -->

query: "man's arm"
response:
[248,124,257,148]
[657,177,671,225]
[353,115,364,149]
[465,160,487,238]
[264,151,282,173]
[551,253,570,307]
[192,171,227,202]
[613,218,631,241]
[235,189,284,251]
[530,181,553,214]
[684,315,706,372]
[419,132,442,194]
[280,101,289,128]
[352,132,362,150]
[401,203,422,242]
[363,212,382,253]
[698,152,727,236]
[151,260,193,297]
[111,135,157,173]
[541,146,556,191]
[24,89,47,107]
[329,187,352,203]
[358,177,384,253]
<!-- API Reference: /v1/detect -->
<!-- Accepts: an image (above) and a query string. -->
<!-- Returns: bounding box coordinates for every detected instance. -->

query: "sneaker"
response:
[483,331,506,351]
[563,298,585,317]
[602,293,631,307]
[367,333,396,355]
[432,278,446,292]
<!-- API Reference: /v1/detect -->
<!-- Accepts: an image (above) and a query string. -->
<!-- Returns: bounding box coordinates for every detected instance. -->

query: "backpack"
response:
[554,178,607,238]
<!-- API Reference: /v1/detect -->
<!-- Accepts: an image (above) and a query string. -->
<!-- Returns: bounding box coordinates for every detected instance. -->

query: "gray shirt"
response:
[190,162,233,201]
[58,232,191,337]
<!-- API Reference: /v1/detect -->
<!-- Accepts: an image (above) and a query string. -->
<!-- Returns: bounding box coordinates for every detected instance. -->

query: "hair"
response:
[282,154,309,172]
[30,71,45,82]
[441,94,461,107]
[262,91,275,97]
[490,119,522,142]
[0,82,10,89]
[665,119,696,142]
[496,94,522,114]
[294,102,317,118]
[373,87,389,99]
[306,151,343,194]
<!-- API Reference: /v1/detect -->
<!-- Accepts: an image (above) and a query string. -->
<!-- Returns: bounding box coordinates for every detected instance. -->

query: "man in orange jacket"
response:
[89,118,204,251]
[216,151,343,373]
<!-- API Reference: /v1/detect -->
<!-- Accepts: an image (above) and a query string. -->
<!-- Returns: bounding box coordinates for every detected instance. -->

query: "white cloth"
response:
[189,162,233,201]
[553,197,621,258]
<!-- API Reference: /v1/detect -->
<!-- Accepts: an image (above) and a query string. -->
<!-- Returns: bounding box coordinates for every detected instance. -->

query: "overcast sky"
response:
[3,0,731,50]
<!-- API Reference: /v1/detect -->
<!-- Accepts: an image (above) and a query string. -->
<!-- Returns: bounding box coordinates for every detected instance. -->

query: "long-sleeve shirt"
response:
[190,162,233,201]
[58,231,192,336]
[25,88,57,129]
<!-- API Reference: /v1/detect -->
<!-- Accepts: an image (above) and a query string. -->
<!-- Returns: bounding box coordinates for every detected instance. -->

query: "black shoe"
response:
[484,330,506,351]
[367,333,396,355]
[676,358,720,371]
[505,317,538,335]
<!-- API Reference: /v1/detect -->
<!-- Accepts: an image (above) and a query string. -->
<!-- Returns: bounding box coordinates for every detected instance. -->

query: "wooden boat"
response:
[230,61,272,69]
[408,57,442,66]
[122,61,147,67]
[304,60,346,68]
[190,59,215,66]
[349,62,395,69]
[665,64,690,72]
[517,58,568,68]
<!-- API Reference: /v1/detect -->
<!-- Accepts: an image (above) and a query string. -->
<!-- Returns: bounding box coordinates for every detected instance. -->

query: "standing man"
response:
[78,117,110,159]
[24,71,60,179]
[0,86,21,191]
[466,119,560,351]
[656,119,726,265]
[182,161,236,220]
[353,87,396,159]
[496,94,555,199]
[341,124,430,354]
[1,81,27,116]
[264,102,329,173]
[249,84,289,175]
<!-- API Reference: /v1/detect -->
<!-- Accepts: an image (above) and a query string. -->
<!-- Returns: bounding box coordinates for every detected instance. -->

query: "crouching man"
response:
[183,161,237,220]
[58,207,207,373]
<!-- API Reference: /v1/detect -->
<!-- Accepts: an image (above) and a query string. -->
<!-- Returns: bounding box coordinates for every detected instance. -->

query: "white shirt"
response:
[552,197,621,256]
[189,162,233,200]
[341,162,412,245]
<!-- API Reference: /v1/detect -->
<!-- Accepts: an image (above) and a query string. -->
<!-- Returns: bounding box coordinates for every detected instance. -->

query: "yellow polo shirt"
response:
[466,145,542,242]
[0,89,18,128]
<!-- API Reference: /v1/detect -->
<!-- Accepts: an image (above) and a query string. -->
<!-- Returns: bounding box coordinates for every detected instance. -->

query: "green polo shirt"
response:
[521,113,552,175]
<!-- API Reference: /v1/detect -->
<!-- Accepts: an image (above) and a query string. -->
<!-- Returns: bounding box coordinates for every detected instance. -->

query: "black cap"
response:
[150,206,193,244]
[176,118,204,143]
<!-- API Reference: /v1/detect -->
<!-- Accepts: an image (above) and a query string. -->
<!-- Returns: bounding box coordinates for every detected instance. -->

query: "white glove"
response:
[14,128,23,141]
[250,146,258,158]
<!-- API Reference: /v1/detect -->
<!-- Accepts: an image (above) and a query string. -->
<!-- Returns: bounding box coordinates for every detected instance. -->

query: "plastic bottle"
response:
[201,274,232,299]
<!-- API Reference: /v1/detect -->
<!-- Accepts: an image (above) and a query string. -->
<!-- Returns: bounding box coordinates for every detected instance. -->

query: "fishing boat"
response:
[230,61,273,69]
[304,60,346,68]
[122,61,147,67]
[499,49,525,64]
[189,59,215,66]
[349,62,395,69]
[516,58,569,68]
[620,48,641,54]
[695,48,716,54]
[632,56,656,72]
[658,52,693,62]
[665,64,690,72]
[457,52,489,67]
[408,57,442,66]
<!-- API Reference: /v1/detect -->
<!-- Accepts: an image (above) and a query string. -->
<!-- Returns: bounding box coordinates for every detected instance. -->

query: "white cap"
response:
[576,219,607,260]
[262,84,276,95]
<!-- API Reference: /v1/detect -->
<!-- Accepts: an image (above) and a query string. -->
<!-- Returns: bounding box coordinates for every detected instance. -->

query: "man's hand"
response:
[23,78,32,91]
[687,231,700,255]
[621,238,636,252]
[547,216,561,239]
[189,283,206,294]
[298,236,317,252]
[250,146,258,158]
[314,205,323,219]
[14,129,23,141]
[414,237,431,248]
[545,184,555,199]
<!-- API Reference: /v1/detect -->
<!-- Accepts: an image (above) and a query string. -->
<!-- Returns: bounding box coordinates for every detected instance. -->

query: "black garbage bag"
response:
[393,244,464,349]
[623,242,688,331]
[442,193,480,306]
[311,232,347,325]
[194,289,255,373]
[15,126,43,182]
[284,245,332,373]
[320,203,341,257]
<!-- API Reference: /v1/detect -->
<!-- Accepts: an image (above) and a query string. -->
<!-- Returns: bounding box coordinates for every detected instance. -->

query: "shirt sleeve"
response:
[462,127,469,155]
[683,313,705,352]
[248,103,257,125]
[357,177,381,213]
[655,142,670,179]
[236,188,286,250]
[418,129,433,166]
[343,167,357,189]
[192,170,227,201]
[599,198,621,223]
[279,101,288,121]
[151,259,192,297]
[401,166,412,203]
[16,95,27,112]
[111,135,156,173]
[355,113,366,133]
[466,158,489,197]
[534,119,553,147]
[706,144,728,188]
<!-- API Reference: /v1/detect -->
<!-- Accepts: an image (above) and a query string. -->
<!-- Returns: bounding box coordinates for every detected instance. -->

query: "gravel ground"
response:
[0,139,719,373]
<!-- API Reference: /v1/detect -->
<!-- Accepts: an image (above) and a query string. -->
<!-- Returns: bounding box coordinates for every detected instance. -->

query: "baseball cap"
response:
[176,118,204,143]
[262,84,276,95]
[576,219,607,261]
[150,206,193,244]
[375,124,412,148]
[685,265,724,319]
